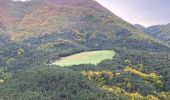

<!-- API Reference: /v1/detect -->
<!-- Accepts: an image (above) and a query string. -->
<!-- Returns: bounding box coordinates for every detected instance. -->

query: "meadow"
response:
[52,50,116,66]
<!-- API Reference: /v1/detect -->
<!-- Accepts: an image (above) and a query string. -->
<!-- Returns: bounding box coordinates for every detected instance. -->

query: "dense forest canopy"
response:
[0,0,170,100]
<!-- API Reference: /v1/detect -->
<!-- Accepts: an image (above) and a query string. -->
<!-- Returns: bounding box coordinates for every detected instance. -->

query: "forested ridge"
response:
[135,24,170,45]
[0,0,170,100]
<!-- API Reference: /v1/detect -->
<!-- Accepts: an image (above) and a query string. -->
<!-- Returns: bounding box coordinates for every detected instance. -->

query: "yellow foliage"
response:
[82,69,167,100]
[101,85,125,96]
[127,82,132,88]
[115,72,121,77]
[124,67,162,84]
[81,70,113,80]
[138,64,144,67]
[124,78,130,82]
[127,92,145,100]
[6,58,15,65]
[0,79,4,83]
[101,85,158,100]
[124,60,132,65]
[159,92,170,100]
[149,73,159,80]
[17,48,25,57]
[146,95,158,100]
[137,64,144,71]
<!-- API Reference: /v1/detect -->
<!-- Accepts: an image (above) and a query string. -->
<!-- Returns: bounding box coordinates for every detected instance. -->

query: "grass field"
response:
[52,50,116,66]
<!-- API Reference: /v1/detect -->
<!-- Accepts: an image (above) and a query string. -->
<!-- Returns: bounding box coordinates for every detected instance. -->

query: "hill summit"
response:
[0,0,168,51]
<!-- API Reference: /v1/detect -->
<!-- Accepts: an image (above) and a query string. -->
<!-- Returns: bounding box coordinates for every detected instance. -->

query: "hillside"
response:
[1,56,170,100]
[0,0,169,74]
[0,66,119,100]
[0,0,168,51]
[0,0,170,100]
[134,24,170,45]
[0,0,169,73]
[133,24,146,32]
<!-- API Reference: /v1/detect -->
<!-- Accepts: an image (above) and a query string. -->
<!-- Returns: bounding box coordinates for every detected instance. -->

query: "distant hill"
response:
[134,24,170,45]
[133,24,146,32]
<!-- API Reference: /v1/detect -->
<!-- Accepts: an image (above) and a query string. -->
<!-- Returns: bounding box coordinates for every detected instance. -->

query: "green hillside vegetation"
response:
[52,50,115,66]
[0,0,170,100]
[0,0,169,52]
[1,54,170,100]
[145,24,170,45]
[0,47,170,100]
[0,68,11,84]
[134,24,170,45]
[81,65,170,100]
[0,66,119,100]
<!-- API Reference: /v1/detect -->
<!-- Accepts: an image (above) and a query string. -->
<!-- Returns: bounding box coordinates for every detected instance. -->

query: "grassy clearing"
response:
[52,50,116,66]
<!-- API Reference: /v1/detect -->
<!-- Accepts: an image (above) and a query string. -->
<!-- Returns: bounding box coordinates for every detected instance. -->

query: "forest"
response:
[0,0,170,100]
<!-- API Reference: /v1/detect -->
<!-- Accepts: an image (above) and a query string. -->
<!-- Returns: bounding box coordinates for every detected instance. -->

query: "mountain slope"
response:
[0,0,169,73]
[0,0,169,53]
[0,0,170,100]
[146,24,170,45]
[134,24,170,45]
[0,66,118,100]
[134,24,146,32]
